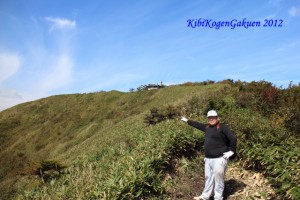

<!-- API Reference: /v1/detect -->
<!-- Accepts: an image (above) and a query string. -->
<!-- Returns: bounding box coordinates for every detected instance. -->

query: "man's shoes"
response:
[193,196,203,200]
[193,195,210,200]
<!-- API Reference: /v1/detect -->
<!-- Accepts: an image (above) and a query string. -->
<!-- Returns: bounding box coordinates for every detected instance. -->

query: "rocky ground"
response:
[165,155,277,200]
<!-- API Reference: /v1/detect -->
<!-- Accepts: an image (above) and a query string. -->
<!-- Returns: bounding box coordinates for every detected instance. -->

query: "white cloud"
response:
[0,88,42,111]
[0,88,22,111]
[276,42,297,52]
[0,88,22,99]
[0,53,23,111]
[0,53,21,82]
[0,53,73,111]
[289,6,300,17]
[37,16,76,91]
[45,17,76,32]
[0,40,74,110]
[39,54,73,91]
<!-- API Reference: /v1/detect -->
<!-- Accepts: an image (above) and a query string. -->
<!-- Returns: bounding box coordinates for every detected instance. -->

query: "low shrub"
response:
[223,108,300,199]
[27,160,67,183]
[144,105,181,125]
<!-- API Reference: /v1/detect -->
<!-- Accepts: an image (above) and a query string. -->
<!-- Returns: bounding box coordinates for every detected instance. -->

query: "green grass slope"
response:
[0,82,299,199]
[0,84,224,199]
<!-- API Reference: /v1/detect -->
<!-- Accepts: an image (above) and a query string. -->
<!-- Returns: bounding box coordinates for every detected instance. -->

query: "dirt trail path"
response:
[166,156,277,200]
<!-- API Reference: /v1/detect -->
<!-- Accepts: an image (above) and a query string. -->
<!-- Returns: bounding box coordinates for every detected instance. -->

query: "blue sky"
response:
[0,0,300,110]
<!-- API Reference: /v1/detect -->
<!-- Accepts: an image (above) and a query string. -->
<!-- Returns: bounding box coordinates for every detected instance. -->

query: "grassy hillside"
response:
[0,81,299,199]
[0,84,223,199]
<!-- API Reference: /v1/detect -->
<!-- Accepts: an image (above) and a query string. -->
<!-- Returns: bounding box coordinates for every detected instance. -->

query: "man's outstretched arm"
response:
[181,116,206,131]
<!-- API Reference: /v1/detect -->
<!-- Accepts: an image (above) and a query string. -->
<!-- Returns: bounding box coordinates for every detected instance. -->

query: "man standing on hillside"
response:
[181,110,237,200]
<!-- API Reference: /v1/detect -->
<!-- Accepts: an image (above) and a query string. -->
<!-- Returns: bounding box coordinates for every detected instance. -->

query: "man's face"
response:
[208,116,218,125]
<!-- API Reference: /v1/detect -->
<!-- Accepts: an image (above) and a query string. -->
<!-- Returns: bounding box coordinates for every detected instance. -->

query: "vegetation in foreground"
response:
[0,80,299,199]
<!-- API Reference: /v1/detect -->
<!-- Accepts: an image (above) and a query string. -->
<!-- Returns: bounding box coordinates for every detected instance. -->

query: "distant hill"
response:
[0,81,299,199]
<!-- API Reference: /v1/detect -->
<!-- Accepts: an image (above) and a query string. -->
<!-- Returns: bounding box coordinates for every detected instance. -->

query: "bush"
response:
[144,105,182,125]
[28,160,67,183]
[223,107,300,199]
[282,83,300,137]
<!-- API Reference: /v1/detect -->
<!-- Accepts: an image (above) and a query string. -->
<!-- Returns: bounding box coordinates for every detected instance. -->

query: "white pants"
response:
[200,157,228,200]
